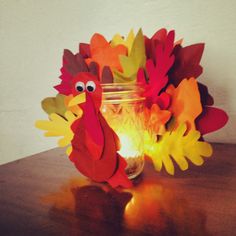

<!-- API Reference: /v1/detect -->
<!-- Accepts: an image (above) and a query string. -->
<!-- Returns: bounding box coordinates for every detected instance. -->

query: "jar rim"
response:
[101,82,146,104]
[102,97,146,104]
[102,82,144,90]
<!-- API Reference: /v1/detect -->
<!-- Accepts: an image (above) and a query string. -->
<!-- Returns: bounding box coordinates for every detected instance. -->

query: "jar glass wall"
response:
[101,83,145,179]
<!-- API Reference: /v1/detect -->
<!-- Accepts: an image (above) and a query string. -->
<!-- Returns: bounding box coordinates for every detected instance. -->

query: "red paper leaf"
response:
[198,82,214,106]
[155,92,171,110]
[101,66,114,84]
[145,28,168,61]
[168,43,205,86]
[88,61,99,76]
[138,31,175,108]
[79,43,91,58]
[54,50,88,95]
[196,106,228,135]
[54,50,101,95]
[64,49,88,75]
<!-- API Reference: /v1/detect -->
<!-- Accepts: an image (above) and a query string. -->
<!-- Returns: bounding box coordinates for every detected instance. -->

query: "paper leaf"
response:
[88,61,99,76]
[196,106,228,135]
[101,66,114,84]
[113,29,146,83]
[166,78,202,131]
[41,94,83,118]
[111,29,135,55]
[168,43,205,86]
[144,104,171,135]
[35,111,78,148]
[64,95,83,117]
[54,50,89,95]
[41,94,67,117]
[145,123,213,175]
[144,28,167,60]
[79,43,91,58]
[86,33,127,76]
[198,82,214,106]
[66,146,72,156]
[138,30,175,108]
[155,92,171,110]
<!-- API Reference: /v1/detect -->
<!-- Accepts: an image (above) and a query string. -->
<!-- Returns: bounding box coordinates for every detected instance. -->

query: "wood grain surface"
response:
[0,143,235,236]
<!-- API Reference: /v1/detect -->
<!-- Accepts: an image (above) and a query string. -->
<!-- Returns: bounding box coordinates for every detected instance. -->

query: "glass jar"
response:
[101,83,146,179]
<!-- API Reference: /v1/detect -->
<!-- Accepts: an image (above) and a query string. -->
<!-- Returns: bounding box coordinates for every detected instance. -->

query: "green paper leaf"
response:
[113,29,146,83]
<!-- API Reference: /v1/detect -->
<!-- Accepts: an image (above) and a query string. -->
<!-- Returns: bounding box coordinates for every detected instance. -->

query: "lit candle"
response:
[117,133,141,158]
[102,83,145,179]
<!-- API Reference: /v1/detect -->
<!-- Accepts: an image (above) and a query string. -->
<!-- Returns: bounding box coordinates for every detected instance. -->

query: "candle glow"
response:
[117,133,141,158]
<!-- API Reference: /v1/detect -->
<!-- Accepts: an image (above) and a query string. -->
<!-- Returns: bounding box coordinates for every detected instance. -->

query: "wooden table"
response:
[0,143,235,236]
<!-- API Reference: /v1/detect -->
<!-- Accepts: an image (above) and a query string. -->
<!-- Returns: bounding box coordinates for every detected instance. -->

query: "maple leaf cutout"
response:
[35,111,80,155]
[166,78,202,132]
[144,123,212,175]
[196,106,228,135]
[168,43,205,86]
[137,30,175,108]
[54,50,89,95]
[111,29,135,55]
[144,104,171,135]
[86,33,127,76]
[41,94,67,117]
[113,29,146,83]
[144,28,168,61]
[42,94,82,118]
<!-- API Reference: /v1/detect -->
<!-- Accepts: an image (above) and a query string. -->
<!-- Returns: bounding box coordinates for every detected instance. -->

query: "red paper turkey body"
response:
[68,72,132,188]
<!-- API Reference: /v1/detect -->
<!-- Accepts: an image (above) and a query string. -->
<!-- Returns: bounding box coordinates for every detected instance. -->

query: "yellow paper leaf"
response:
[35,111,79,151]
[41,94,67,117]
[64,95,83,117]
[144,123,213,175]
[113,29,146,83]
[111,29,135,55]
[41,94,83,118]
[66,146,72,156]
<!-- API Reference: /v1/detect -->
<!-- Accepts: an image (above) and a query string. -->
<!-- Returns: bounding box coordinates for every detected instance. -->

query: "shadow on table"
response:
[43,175,212,236]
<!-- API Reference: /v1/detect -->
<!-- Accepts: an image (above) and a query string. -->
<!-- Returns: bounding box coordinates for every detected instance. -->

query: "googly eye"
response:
[86,81,96,92]
[75,81,85,92]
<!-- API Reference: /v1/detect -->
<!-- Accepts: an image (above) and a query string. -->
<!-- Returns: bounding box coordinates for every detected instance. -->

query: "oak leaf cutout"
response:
[144,123,212,175]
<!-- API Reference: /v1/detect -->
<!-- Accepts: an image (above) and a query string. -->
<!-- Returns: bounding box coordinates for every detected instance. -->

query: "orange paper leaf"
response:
[144,104,171,134]
[166,78,202,131]
[86,33,127,76]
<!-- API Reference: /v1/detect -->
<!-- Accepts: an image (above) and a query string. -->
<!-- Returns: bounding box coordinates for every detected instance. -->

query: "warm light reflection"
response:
[124,195,135,213]
[124,184,164,228]
[117,133,141,158]
[123,182,209,235]
[102,102,145,178]
[42,175,209,235]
